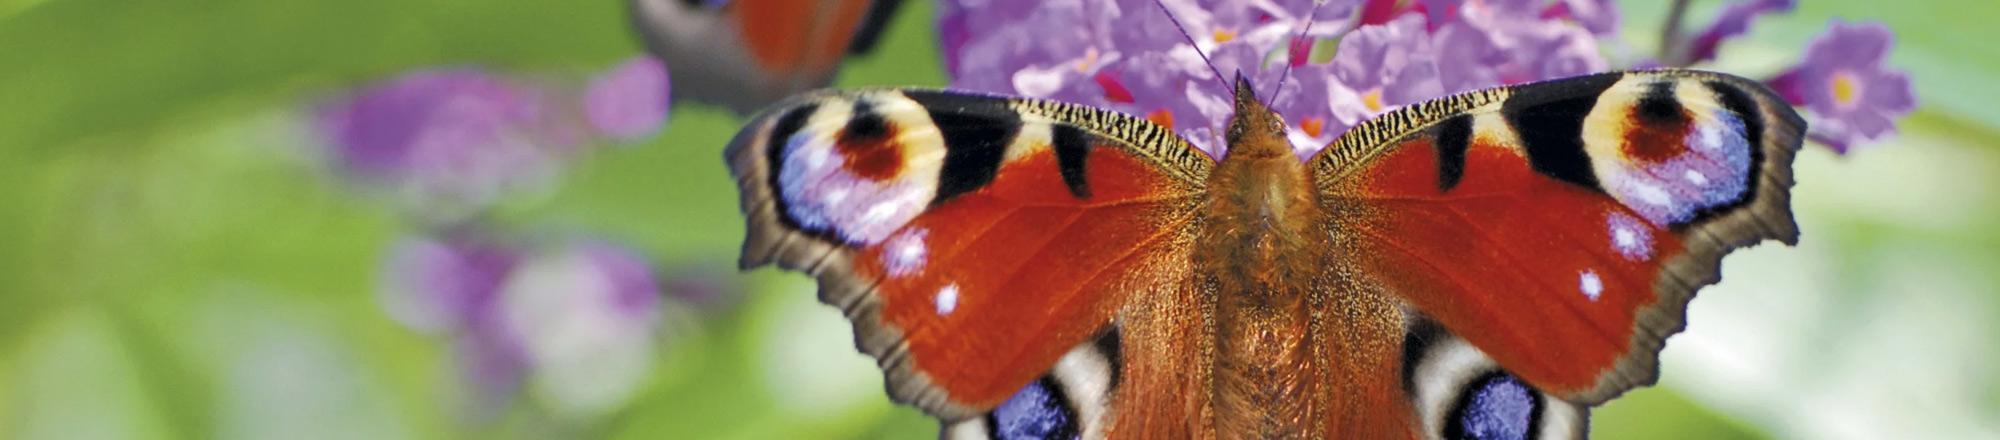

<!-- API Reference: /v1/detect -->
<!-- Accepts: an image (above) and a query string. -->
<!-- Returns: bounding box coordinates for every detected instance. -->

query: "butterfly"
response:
[629,0,905,114]
[723,66,1804,438]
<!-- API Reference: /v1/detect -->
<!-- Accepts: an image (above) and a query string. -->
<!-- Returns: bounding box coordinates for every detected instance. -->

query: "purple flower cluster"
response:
[1764,21,1915,153]
[313,55,672,221]
[380,232,694,418]
[940,0,1613,159]
[939,0,1916,156]
[310,54,706,422]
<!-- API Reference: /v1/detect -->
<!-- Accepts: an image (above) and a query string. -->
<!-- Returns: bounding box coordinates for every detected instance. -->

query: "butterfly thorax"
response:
[1190,86,1348,438]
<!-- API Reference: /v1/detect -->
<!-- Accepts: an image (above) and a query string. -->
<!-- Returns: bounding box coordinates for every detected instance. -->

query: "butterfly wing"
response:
[727,88,1212,420]
[1312,69,1805,405]
[630,0,903,113]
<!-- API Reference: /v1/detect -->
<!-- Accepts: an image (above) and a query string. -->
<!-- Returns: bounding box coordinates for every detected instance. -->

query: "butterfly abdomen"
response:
[1183,81,1419,439]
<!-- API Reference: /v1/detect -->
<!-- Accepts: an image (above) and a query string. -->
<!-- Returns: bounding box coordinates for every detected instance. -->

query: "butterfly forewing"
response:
[1312,69,1805,405]
[725,88,1212,420]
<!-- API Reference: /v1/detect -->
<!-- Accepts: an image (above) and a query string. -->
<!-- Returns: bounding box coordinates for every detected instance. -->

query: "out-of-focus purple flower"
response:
[1507,24,1609,82]
[1543,0,1618,35]
[381,233,676,419]
[1432,21,1507,93]
[1359,0,1415,26]
[1683,0,1795,65]
[1329,15,1443,126]
[315,69,565,220]
[584,55,672,142]
[1271,63,1339,159]
[379,233,531,414]
[1445,0,1609,86]
[1453,0,1546,24]
[939,0,1111,93]
[380,233,522,335]
[1766,21,1915,153]
[498,240,664,418]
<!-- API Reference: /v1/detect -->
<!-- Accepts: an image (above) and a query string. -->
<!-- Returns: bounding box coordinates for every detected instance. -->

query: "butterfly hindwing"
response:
[1314,69,1805,405]
[631,0,903,113]
[726,88,1210,420]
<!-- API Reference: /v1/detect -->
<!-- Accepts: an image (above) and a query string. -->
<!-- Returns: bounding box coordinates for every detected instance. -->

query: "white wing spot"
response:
[881,229,928,277]
[1606,211,1655,261]
[1684,169,1709,186]
[823,187,850,205]
[805,142,831,169]
[1631,181,1674,207]
[1579,270,1604,302]
[1696,120,1728,150]
[935,284,960,316]
[860,200,899,224]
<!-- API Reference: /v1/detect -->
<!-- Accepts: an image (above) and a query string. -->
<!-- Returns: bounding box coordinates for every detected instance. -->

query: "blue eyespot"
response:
[989,378,1079,440]
[1448,373,1540,440]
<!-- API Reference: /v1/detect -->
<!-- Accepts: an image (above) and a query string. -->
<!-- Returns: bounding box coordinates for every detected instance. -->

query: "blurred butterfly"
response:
[629,0,904,114]
[720,41,1805,440]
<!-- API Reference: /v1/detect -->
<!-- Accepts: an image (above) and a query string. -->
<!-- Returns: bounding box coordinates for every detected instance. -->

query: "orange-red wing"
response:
[727,89,1210,418]
[1312,70,1806,404]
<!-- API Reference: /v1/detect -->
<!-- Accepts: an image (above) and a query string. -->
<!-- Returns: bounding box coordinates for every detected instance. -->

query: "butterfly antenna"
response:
[1155,0,1233,99]
[1272,0,1327,107]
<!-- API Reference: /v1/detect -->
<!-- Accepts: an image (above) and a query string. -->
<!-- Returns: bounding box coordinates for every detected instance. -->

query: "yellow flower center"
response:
[1362,88,1386,113]
[1831,70,1860,107]
[1075,47,1100,72]
[1213,28,1236,43]
[1300,117,1325,139]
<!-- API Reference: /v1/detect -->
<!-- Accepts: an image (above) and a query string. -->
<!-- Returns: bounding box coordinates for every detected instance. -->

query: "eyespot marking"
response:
[770,94,946,245]
[987,378,1079,440]
[834,100,906,180]
[1583,76,1757,227]
[1447,373,1542,440]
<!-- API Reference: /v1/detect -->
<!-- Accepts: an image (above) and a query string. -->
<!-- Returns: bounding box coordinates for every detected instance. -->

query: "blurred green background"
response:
[1,0,1996,438]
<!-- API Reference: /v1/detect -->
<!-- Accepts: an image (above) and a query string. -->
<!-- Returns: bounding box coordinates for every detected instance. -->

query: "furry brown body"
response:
[1184,85,1414,439]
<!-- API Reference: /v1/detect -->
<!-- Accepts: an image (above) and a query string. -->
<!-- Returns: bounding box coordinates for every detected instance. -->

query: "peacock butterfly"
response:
[719,29,1805,439]
[629,0,905,113]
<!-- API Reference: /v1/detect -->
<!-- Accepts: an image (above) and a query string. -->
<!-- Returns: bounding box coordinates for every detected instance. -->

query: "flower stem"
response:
[1660,0,1693,66]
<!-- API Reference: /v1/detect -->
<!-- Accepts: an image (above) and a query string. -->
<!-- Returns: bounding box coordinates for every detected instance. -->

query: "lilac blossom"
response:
[380,233,674,419]
[1432,21,1508,93]
[938,0,1618,159]
[1545,0,1619,35]
[938,0,1915,158]
[314,69,566,221]
[498,240,665,418]
[379,233,532,415]
[941,0,1369,156]
[1683,0,1796,65]
[584,55,672,142]
[1329,14,1443,127]
[1766,21,1915,153]
[1505,24,1609,83]
[316,57,676,220]
[1271,63,1340,158]
[1444,0,1609,86]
